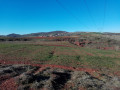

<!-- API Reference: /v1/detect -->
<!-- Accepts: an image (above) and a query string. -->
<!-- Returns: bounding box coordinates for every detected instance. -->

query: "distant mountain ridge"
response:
[7,33,22,37]
[3,31,120,38]
[23,31,68,37]
[6,31,68,37]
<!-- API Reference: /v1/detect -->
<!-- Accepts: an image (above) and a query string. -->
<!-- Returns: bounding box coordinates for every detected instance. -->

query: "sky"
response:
[0,0,120,35]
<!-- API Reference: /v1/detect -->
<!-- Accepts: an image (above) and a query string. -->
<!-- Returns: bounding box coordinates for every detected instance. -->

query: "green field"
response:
[0,42,120,75]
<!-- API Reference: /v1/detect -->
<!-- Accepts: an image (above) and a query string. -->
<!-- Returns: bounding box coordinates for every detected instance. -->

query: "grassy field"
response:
[0,41,120,75]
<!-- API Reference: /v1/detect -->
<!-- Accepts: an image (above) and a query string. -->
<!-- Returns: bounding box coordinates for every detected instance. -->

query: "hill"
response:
[23,31,68,37]
[7,33,22,37]
[4,31,120,38]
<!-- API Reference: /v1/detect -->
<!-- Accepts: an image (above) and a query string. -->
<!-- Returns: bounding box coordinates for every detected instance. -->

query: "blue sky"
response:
[0,0,120,35]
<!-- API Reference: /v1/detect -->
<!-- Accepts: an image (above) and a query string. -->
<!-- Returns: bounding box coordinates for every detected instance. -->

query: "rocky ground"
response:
[0,64,120,90]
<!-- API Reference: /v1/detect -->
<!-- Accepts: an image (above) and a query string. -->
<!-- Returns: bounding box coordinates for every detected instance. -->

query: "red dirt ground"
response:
[0,77,18,90]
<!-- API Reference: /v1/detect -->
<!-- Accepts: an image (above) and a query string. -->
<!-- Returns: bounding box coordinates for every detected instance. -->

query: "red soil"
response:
[0,77,18,90]
[74,41,117,50]
[114,71,120,76]
[34,67,46,75]
[86,53,94,56]
[0,74,12,83]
